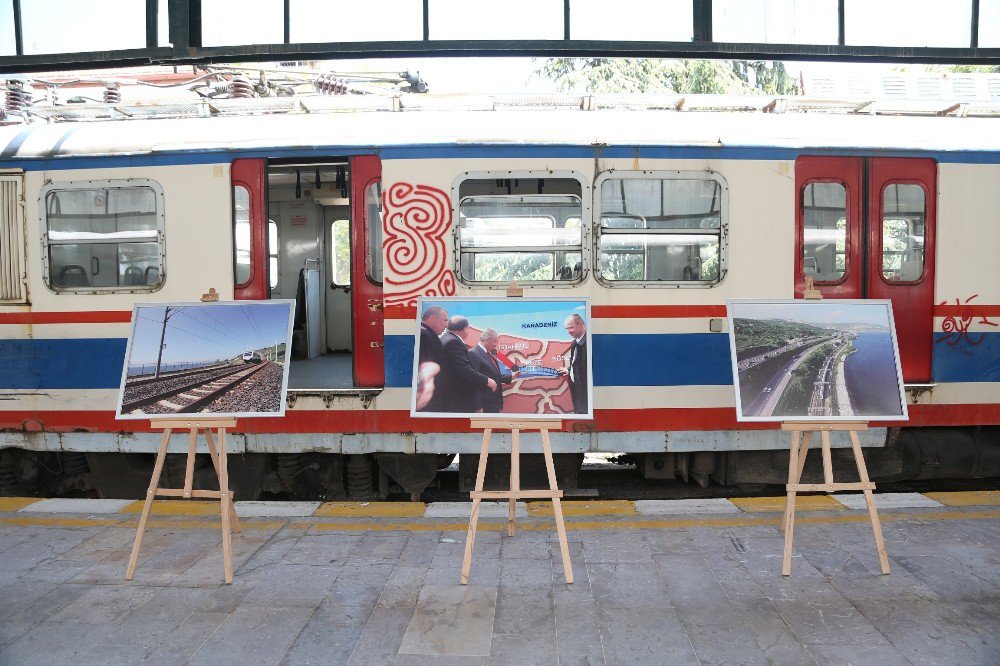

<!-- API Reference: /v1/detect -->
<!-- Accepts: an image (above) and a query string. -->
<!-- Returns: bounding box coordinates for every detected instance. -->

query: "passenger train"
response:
[0,95,997,499]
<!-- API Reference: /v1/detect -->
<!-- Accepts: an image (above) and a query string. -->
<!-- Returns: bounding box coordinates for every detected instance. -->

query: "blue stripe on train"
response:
[384,333,736,388]
[0,339,127,389]
[2,333,997,390]
[931,332,1000,383]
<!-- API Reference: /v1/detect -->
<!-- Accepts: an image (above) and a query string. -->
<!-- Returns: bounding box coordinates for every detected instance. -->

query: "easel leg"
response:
[183,427,197,497]
[126,428,171,580]
[540,428,573,584]
[509,428,520,538]
[205,428,241,532]
[781,430,801,576]
[461,428,492,585]
[216,428,234,584]
[782,431,812,533]
[849,430,890,575]
[820,430,834,486]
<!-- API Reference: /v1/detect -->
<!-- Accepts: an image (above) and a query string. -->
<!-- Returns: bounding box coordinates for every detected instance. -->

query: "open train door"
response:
[349,155,385,387]
[795,156,936,383]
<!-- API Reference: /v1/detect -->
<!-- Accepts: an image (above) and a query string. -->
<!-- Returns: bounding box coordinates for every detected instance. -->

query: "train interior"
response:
[266,160,355,389]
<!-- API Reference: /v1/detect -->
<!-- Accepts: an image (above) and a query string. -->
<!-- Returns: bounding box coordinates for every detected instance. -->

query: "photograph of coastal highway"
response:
[727,300,907,422]
[116,301,295,419]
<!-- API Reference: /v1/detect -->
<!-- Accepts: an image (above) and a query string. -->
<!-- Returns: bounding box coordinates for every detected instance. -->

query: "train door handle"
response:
[367,299,383,312]
[370,341,384,348]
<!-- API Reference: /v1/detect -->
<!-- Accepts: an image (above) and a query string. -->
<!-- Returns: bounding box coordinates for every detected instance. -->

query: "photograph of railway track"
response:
[116,300,295,419]
[727,299,908,422]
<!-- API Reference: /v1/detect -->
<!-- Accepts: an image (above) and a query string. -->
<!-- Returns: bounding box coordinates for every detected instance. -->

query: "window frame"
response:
[800,177,852,287]
[877,180,928,286]
[452,170,590,288]
[593,170,728,288]
[40,178,166,294]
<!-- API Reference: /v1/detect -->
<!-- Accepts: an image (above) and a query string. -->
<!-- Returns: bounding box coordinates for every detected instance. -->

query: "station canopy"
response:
[1,0,999,74]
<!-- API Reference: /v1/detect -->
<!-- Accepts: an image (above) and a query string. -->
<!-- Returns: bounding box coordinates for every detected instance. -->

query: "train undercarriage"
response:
[0,426,996,500]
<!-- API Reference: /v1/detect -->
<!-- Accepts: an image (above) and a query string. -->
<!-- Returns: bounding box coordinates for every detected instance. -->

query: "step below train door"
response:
[795,156,936,382]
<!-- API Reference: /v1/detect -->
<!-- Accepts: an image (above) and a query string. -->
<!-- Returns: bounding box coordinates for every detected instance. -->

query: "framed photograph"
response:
[115,300,295,420]
[726,299,908,422]
[412,297,593,420]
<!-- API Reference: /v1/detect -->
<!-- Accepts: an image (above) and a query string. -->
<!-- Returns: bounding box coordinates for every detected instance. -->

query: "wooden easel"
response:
[781,276,889,576]
[461,419,574,585]
[125,418,242,583]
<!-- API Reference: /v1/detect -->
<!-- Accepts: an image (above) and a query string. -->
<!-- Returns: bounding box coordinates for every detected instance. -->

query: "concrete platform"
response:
[0,493,997,665]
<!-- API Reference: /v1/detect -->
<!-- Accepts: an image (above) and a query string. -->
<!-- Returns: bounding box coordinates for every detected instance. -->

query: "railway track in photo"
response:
[121,361,273,415]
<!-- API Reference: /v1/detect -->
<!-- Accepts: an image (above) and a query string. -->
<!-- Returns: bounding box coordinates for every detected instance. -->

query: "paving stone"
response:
[424,501,528,518]
[594,605,699,666]
[493,584,555,637]
[235,500,321,517]
[806,643,912,665]
[18,498,133,513]
[188,604,314,666]
[399,585,497,656]
[241,563,340,608]
[833,492,943,510]
[635,498,742,515]
[554,600,606,665]
[344,605,414,665]
[686,623,771,665]
[280,533,361,566]
[144,611,231,663]
[771,592,890,646]
[894,554,1000,602]
[489,633,558,666]
[588,561,670,610]
[279,600,370,666]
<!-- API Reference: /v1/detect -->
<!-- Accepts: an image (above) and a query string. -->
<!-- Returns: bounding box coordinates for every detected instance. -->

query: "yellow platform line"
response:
[0,497,43,512]
[526,500,637,517]
[923,490,1000,507]
[314,501,426,518]
[118,500,224,516]
[729,495,846,512]
[2,509,998,532]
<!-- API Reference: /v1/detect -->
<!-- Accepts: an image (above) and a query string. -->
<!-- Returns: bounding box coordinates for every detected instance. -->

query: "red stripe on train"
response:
[2,404,996,434]
[933,304,1000,317]
[0,311,133,324]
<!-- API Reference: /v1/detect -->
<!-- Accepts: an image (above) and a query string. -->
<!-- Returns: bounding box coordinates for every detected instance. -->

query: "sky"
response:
[129,303,292,366]
[421,298,587,341]
[3,1,997,95]
[730,301,892,328]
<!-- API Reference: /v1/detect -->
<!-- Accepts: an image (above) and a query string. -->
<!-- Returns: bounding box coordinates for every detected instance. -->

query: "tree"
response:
[534,58,800,95]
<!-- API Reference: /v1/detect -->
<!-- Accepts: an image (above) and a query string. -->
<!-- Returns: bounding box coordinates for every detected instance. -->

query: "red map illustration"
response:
[467,328,575,415]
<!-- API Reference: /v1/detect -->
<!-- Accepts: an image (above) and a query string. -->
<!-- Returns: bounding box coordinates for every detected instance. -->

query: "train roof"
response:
[2,95,1000,163]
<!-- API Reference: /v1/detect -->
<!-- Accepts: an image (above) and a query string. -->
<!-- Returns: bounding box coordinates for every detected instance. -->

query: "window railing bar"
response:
[461,245,584,253]
[564,0,571,40]
[972,0,980,48]
[838,0,846,46]
[423,0,430,41]
[146,0,158,48]
[12,0,23,57]
[284,0,291,45]
[599,228,721,236]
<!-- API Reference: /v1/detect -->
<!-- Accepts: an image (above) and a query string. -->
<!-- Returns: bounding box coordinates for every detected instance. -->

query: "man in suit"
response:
[469,328,514,413]
[416,305,448,412]
[557,313,588,414]
[437,316,496,414]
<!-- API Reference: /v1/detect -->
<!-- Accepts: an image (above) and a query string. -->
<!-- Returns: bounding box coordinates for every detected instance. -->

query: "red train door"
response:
[795,156,936,382]
[232,158,268,300]
[349,155,385,387]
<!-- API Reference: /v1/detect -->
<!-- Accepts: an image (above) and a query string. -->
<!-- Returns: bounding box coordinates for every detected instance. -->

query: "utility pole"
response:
[154,306,178,378]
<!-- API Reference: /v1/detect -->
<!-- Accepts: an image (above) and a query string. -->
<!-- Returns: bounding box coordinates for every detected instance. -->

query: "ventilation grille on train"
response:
[0,174,26,303]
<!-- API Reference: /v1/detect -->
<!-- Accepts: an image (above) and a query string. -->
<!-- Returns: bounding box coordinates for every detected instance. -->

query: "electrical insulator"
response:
[230,77,254,98]
[103,83,121,104]
[5,82,32,113]
[315,74,348,95]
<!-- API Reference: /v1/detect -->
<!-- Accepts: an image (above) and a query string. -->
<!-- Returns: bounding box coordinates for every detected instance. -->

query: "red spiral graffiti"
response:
[382,182,456,307]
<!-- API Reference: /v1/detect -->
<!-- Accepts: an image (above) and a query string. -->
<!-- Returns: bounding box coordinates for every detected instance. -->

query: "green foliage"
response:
[534,58,800,95]
[732,318,829,355]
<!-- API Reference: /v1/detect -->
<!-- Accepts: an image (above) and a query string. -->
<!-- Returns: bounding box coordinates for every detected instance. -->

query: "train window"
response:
[41,179,165,293]
[458,196,584,283]
[331,218,351,286]
[881,183,926,283]
[365,181,383,284]
[595,172,726,286]
[268,221,279,290]
[454,174,587,286]
[234,185,252,285]
[801,182,847,283]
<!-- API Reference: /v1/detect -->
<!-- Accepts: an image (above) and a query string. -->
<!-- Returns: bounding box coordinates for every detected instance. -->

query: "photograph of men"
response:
[415,305,448,412]
[410,297,592,419]
[438,316,497,413]
[470,328,516,413]
[557,313,588,414]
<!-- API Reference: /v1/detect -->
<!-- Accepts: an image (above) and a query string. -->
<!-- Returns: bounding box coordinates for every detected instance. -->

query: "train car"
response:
[0,96,997,499]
